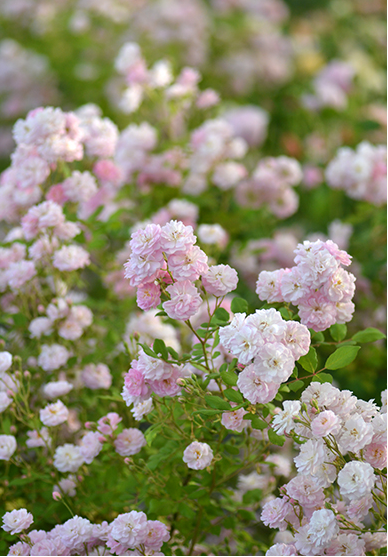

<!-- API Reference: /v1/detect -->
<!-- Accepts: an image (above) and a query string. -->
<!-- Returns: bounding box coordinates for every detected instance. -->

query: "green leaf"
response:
[312,372,333,384]
[268,429,285,446]
[145,424,162,446]
[139,343,157,358]
[190,362,208,372]
[204,395,232,411]
[155,311,168,317]
[330,323,347,342]
[298,346,317,373]
[224,388,243,403]
[325,345,360,370]
[310,330,325,343]
[279,307,293,320]
[230,297,248,314]
[220,370,238,386]
[153,339,168,360]
[251,416,268,430]
[12,313,28,327]
[214,308,230,321]
[167,347,179,359]
[288,380,304,392]
[352,327,386,344]
[194,409,220,417]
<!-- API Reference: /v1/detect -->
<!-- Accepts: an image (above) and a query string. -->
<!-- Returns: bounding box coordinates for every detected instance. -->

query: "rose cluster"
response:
[325,141,387,206]
[262,384,387,556]
[219,308,310,404]
[256,239,355,331]
[2,508,169,556]
[124,219,238,320]
[235,156,302,219]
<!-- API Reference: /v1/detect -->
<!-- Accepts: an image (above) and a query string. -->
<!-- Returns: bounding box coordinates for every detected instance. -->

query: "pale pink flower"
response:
[272,401,301,435]
[79,431,103,464]
[28,317,53,339]
[53,444,84,473]
[265,543,297,556]
[62,171,97,203]
[168,245,208,282]
[81,363,112,390]
[252,343,294,383]
[227,324,261,364]
[311,410,341,437]
[347,495,373,521]
[202,264,238,297]
[110,510,147,547]
[281,321,311,360]
[298,292,337,332]
[237,366,280,404]
[338,461,375,500]
[40,400,69,426]
[286,475,325,508]
[52,245,90,271]
[114,428,146,456]
[6,260,37,290]
[338,415,374,453]
[325,533,366,556]
[0,351,12,373]
[144,520,170,550]
[131,398,153,421]
[97,412,122,436]
[26,428,51,449]
[124,366,149,398]
[256,270,284,303]
[363,442,387,470]
[261,497,292,530]
[294,439,326,475]
[38,344,69,372]
[0,391,12,412]
[183,441,213,470]
[0,434,17,460]
[160,220,196,254]
[137,282,161,311]
[221,407,247,432]
[61,516,93,550]
[2,509,33,534]
[163,281,202,321]
[149,365,183,397]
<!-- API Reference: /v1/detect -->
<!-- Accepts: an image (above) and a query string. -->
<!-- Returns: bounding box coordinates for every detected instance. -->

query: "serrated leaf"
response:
[268,429,285,446]
[288,380,304,392]
[230,297,248,314]
[352,327,386,343]
[214,308,230,321]
[204,395,232,411]
[224,388,243,403]
[330,323,347,342]
[325,345,360,370]
[298,346,317,373]
[220,370,238,386]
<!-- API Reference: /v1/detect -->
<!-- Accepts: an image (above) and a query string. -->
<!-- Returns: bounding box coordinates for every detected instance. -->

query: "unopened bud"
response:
[176,378,186,386]
[23,370,31,379]
[10,425,16,434]
[14,371,21,379]
[84,422,93,429]
[52,491,62,501]
[37,305,45,313]
[98,435,106,443]
[77,475,83,482]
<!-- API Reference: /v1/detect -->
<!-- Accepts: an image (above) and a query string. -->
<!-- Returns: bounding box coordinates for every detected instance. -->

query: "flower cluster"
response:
[302,59,355,112]
[29,296,93,341]
[219,308,310,404]
[256,239,355,331]
[124,220,238,320]
[263,384,387,556]
[235,156,302,218]
[2,508,169,556]
[326,141,387,206]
